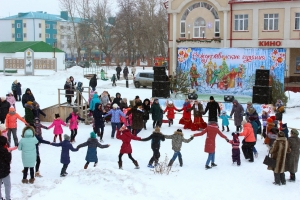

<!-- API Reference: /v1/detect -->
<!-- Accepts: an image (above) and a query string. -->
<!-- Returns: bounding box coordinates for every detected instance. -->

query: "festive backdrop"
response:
[177,48,286,97]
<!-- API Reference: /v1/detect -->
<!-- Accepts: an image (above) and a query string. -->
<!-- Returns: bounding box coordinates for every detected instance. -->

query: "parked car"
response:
[134,72,154,88]
[77,61,89,68]
[65,61,76,68]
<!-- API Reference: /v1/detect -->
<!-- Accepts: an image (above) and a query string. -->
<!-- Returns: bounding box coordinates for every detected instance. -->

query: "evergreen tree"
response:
[218,58,230,81]
[272,79,288,105]
[170,70,190,97]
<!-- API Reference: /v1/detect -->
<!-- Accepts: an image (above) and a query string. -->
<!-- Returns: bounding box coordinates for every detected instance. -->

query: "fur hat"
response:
[155,127,160,132]
[90,132,96,139]
[0,124,6,131]
[0,136,8,146]
[278,131,285,137]
[55,113,60,118]
[112,103,118,109]
[64,134,70,141]
[73,108,78,113]
[291,129,299,136]
[242,120,247,126]
[247,101,252,106]
[209,96,214,100]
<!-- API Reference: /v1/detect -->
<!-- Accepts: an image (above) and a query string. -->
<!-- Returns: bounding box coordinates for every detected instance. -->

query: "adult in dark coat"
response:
[0,136,12,200]
[116,65,122,80]
[16,82,22,101]
[111,93,122,108]
[245,102,262,134]
[142,98,151,130]
[230,99,244,132]
[127,101,144,135]
[149,99,163,128]
[0,98,11,124]
[203,96,220,122]
[21,88,35,108]
[77,132,109,169]
[51,134,78,176]
[93,103,107,141]
[11,80,18,101]
[123,66,129,80]
[285,129,300,182]
[64,79,72,105]
[69,76,76,98]
[89,74,97,91]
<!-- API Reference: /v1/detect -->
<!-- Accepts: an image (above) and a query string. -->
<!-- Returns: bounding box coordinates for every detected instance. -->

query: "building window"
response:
[12,34,15,38]
[296,13,300,30]
[60,25,64,29]
[46,24,50,29]
[215,20,220,37]
[53,24,57,29]
[61,44,65,48]
[67,44,71,48]
[194,17,206,38]
[264,14,279,31]
[67,35,71,39]
[53,34,57,39]
[12,23,15,28]
[24,33,27,38]
[67,26,71,30]
[234,14,248,31]
[17,33,21,38]
[39,33,42,38]
[46,33,50,38]
[39,23,41,28]
[180,21,185,37]
[17,23,21,28]
[23,23,26,28]
[61,35,64,39]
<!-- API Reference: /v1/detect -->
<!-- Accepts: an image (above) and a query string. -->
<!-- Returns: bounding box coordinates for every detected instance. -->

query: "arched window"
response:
[194,17,206,38]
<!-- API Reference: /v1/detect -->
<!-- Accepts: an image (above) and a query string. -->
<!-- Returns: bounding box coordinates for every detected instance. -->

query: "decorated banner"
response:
[177,48,286,97]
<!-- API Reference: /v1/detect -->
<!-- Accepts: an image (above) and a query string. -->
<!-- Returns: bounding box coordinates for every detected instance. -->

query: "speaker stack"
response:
[152,67,170,98]
[252,69,272,104]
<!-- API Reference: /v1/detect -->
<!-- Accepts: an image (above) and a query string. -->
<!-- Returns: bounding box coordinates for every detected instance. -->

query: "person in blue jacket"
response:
[103,103,126,139]
[219,110,230,132]
[77,132,110,169]
[51,134,78,177]
[89,93,101,114]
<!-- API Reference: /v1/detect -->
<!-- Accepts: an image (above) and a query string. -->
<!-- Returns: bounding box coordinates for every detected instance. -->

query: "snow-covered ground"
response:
[1,66,300,200]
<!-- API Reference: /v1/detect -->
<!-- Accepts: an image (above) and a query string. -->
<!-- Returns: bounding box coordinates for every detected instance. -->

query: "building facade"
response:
[0,11,82,60]
[168,0,300,82]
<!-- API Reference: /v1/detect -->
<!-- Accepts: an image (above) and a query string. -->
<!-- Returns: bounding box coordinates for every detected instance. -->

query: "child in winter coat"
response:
[228,133,241,166]
[89,93,101,113]
[164,101,181,127]
[165,129,193,167]
[219,110,230,132]
[261,111,269,138]
[275,99,285,130]
[0,129,17,152]
[77,132,110,169]
[103,104,126,138]
[93,103,107,142]
[111,74,117,86]
[48,114,67,142]
[121,108,132,131]
[18,126,39,184]
[0,136,12,200]
[51,134,78,177]
[141,127,165,168]
[32,101,46,119]
[6,92,16,109]
[66,108,85,142]
[33,117,48,138]
[16,82,22,101]
[116,126,141,169]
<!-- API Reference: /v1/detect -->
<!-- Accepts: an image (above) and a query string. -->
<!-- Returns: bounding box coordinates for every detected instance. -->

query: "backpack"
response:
[76,82,83,92]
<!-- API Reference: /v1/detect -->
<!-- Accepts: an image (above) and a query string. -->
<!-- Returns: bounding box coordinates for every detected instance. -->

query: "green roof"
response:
[0,41,64,53]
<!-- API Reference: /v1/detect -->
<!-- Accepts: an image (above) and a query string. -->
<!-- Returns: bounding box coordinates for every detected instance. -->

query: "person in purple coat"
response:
[51,134,78,177]
[103,103,126,139]
[228,133,241,166]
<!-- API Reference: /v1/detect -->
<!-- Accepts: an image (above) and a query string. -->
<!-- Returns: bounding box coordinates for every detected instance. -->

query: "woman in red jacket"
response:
[164,101,181,127]
[193,121,228,169]
[179,99,192,129]
[116,126,141,169]
[238,120,256,162]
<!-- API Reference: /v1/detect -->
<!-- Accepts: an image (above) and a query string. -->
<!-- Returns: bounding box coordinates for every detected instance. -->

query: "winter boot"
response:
[289,173,296,182]
[118,161,123,170]
[227,126,230,132]
[280,173,286,185]
[167,159,174,167]
[273,173,281,185]
[22,179,28,184]
[147,164,154,168]
[205,165,211,169]
[35,171,42,177]
[168,120,171,127]
[133,160,140,169]
[211,163,217,167]
[94,163,97,167]
[84,163,89,169]
[179,157,183,167]
[29,178,35,184]
[222,126,224,132]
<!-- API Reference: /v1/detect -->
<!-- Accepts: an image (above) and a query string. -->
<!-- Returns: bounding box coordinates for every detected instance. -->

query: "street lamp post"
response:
[53,41,57,58]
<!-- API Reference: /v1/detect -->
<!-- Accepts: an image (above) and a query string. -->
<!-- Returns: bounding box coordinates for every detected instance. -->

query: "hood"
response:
[243,123,252,129]
[233,99,238,104]
[143,98,150,104]
[22,126,35,138]
[9,107,15,112]
[116,92,121,98]
[247,107,256,115]
[25,88,31,94]
[153,131,162,135]
[173,130,183,136]
[93,94,99,99]
[34,117,40,124]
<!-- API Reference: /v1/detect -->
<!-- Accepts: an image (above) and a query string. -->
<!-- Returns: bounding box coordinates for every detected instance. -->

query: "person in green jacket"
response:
[149,99,163,128]
[18,126,38,184]
[100,69,105,80]
[24,101,35,126]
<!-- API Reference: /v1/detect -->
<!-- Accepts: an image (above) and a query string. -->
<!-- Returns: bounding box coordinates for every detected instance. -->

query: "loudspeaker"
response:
[152,81,170,98]
[255,69,270,80]
[255,79,269,86]
[154,74,167,82]
[188,93,198,100]
[252,86,272,104]
[224,95,234,102]
[152,88,170,98]
[152,81,170,89]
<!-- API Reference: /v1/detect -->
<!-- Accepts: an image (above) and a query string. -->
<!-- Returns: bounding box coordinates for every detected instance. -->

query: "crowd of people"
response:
[0,78,300,199]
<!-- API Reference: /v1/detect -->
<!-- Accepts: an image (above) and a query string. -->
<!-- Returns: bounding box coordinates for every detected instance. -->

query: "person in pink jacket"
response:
[48,114,67,142]
[6,92,16,109]
[66,108,85,142]
[193,121,228,169]
[237,120,256,162]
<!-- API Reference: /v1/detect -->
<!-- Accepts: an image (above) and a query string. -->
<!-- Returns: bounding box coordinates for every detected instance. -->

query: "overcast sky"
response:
[0,0,118,18]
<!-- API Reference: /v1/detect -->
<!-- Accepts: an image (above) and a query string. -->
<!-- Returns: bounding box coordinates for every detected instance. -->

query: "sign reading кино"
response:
[177,48,285,97]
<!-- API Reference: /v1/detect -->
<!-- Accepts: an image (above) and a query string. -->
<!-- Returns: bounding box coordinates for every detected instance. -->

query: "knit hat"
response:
[90,132,96,139]
[32,101,38,106]
[278,131,285,137]
[135,96,140,99]
[0,124,6,131]
[242,120,247,126]
[168,101,173,104]
[231,132,238,139]
[155,127,160,132]
[73,108,78,113]
[221,110,226,115]
[270,116,276,121]
[64,134,70,141]
[291,129,299,136]
[267,118,273,123]
[55,113,60,118]
[0,136,8,146]
[112,103,118,109]
[27,101,33,105]
[210,96,214,100]
[177,129,182,132]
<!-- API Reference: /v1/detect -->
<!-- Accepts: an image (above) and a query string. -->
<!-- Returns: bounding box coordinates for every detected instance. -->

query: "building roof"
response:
[0,41,64,53]
[0,11,82,23]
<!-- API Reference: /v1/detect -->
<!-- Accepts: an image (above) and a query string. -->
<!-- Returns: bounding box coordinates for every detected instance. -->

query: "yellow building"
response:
[168,0,300,82]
